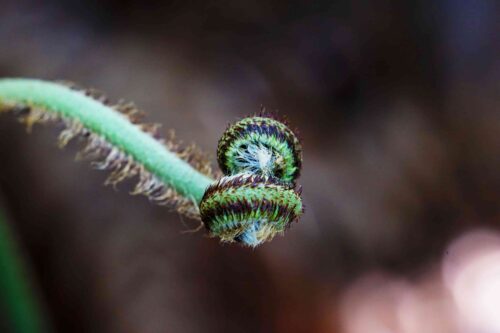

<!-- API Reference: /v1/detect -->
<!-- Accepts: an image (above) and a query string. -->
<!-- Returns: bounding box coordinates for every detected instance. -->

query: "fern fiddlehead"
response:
[0,78,304,247]
[201,113,303,247]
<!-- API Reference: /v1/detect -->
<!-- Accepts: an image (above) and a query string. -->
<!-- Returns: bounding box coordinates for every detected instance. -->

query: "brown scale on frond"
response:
[19,106,59,132]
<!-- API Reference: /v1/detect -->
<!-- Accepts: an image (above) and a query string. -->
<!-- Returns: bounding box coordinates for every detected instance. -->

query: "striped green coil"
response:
[201,114,304,247]
[217,116,302,184]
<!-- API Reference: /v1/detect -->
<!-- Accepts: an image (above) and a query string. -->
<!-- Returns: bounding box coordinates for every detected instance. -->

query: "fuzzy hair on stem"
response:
[0,78,214,218]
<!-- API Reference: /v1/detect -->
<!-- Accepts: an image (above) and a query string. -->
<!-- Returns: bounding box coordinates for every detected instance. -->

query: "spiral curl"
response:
[201,114,304,247]
[217,115,302,184]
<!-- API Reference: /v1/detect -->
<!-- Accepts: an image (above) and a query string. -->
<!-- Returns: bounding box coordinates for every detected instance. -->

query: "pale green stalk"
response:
[0,78,213,203]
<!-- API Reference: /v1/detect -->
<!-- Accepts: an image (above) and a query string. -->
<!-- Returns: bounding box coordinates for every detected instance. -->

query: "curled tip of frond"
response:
[203,105,306,247]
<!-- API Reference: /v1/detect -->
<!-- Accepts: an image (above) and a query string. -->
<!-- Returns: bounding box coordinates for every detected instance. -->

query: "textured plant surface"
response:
[217,116,302,184]
[200,173,303,245]
[0,78,304,246]
[202,114,304,246]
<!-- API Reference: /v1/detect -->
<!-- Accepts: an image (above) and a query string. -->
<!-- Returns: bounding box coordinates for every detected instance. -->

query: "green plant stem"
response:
[0,210,48,333]
[0,78,213,203]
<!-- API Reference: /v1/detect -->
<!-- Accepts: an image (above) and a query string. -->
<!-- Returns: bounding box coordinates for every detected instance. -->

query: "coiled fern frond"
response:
[0,78,304,247]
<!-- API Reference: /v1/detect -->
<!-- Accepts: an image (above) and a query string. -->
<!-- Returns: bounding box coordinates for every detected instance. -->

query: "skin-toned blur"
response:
[0,1,498,332]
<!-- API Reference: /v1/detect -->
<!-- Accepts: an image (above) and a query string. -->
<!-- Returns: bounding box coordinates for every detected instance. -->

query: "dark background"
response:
[0,0,498,332]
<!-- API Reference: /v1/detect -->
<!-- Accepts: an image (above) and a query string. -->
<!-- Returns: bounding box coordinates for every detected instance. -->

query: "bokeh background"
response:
[0,0,498,332]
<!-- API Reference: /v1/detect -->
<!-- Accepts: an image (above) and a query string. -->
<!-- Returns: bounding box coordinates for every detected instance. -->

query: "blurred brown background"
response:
[0,0,498,332]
